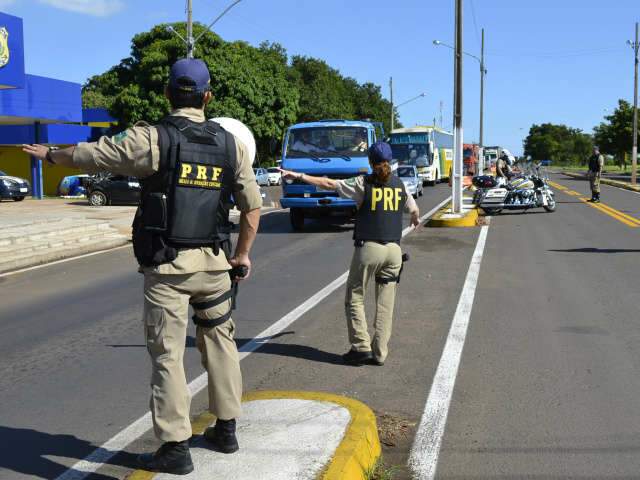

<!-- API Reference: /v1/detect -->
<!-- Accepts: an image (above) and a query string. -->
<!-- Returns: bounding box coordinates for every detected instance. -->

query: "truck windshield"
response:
[397,167,415,177]
[285,127,369,158]
[390,144,430,167]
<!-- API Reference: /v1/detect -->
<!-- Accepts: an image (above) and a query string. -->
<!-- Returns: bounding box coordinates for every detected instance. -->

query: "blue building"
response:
[0,12,114,198]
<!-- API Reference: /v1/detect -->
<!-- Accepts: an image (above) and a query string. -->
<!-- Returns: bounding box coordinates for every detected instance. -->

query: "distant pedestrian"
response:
[588,146,604,203]
[279,141,420,366]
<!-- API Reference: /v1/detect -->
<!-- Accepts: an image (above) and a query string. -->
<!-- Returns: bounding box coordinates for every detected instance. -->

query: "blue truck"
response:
[279,119,381,231]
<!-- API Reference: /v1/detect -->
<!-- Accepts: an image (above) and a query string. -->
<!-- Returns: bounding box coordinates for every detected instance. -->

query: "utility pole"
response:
[632,22,639,184]
[452,0,464,213]
[478,28,486,175]
[390,77,395,132]
[186,0,194,58]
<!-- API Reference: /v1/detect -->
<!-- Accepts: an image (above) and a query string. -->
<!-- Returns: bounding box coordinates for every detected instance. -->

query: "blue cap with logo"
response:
[368,141,393,164]
[169,58,211,93]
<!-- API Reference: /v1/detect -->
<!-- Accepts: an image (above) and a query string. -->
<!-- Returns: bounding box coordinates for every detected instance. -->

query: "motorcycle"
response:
[474,163,556,215]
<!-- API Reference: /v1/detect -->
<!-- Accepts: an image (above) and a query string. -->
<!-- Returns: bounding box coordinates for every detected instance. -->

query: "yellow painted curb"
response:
[427,202,479,227]
[127,390,381,480]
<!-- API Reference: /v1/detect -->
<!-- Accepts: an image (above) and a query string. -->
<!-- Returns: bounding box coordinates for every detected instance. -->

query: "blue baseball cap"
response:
[169,58,211,93]
[368,141,393,164]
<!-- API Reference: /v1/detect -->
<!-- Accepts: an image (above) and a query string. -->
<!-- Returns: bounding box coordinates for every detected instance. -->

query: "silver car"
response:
[397,165,423,198]
[253,167,269,186]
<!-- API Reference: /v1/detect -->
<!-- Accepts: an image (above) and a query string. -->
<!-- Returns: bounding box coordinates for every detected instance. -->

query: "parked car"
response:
[86,174,140,206]
[397,165,423,198]
[253,167,269,186]
[266,167,281,186]
[0,170,30,201]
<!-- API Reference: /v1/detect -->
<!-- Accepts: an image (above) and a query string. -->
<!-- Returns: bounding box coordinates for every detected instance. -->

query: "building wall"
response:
[0,146,82,196]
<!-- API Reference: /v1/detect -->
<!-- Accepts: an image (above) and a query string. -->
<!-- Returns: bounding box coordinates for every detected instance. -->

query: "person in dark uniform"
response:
[23,59,262,475]
[279,141,420,366]
[588,146,604,203]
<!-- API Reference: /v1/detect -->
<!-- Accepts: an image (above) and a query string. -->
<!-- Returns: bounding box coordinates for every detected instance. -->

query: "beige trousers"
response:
[589,172,601,194]
[143,271,242,443]
[345,242,402,362]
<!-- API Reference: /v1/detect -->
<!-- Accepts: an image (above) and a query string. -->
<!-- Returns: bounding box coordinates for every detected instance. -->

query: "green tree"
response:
[523,123,593,165]
[593,99,639,165]
[83,22,299,160]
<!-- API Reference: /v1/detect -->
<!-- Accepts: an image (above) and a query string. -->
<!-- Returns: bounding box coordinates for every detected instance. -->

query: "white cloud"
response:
[38,0,124,17]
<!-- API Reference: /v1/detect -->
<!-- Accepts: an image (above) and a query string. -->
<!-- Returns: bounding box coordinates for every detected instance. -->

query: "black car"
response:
[86,174,141,206]
[0,170,31,201]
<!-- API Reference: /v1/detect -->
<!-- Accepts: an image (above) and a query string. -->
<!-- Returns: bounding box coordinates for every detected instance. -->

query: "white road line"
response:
[55,195,452,480]
[408,225,489,480]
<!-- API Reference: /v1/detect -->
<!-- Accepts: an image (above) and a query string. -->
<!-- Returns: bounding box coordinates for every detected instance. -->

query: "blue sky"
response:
[2,0,638,154]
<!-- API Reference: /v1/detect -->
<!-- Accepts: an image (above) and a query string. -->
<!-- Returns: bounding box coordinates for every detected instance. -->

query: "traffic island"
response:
[127,391,381,480]
[427,200,479,228]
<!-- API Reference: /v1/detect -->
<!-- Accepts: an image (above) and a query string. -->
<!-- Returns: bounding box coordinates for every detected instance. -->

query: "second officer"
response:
[279,141,420,366]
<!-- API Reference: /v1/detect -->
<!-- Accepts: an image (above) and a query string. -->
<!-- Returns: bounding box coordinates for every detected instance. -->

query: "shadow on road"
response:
[235,337,344,365]
[0,426,136,479]
[548,248,640,253]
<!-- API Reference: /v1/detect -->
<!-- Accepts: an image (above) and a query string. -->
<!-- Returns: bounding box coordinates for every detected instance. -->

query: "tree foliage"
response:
[83,22,396,159]
[593,99,639,161]
[523,123,593,165]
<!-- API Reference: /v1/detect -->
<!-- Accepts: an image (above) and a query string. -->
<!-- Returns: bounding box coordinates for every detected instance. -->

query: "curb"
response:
[427,202,479,228]
[562,171,640,193]
[127,390,381,480]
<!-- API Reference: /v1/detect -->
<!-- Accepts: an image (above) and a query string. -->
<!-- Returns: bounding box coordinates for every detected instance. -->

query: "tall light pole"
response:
[390,77,395,132]
[628,22,639,185]
[433,30,487,175]
[452,0,464,213]
[169,0,243,58]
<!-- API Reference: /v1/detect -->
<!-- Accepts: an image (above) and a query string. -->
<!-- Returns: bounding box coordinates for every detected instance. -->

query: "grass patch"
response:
[363,457,402,480]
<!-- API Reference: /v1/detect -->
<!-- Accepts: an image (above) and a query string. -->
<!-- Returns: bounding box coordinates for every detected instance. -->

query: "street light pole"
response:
[632,22,639,184]
[186,0,194,58]
[452,0,464,213]
[478,28,486,175]
[390,77,395,132]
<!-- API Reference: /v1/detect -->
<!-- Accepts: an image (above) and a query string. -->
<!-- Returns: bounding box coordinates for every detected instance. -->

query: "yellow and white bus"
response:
[389,126,453,186]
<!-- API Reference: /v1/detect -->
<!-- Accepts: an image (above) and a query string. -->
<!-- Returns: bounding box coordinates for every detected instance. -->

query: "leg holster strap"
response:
[191,290,234,311]
[192,309,232,328]
[376,253,410,285]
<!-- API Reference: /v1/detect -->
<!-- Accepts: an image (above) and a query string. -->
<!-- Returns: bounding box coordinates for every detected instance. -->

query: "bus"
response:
[278,119,381,231]
[389,126,453,186]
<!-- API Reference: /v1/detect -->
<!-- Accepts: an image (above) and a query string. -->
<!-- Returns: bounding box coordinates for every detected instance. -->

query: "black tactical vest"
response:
[132,115,237,267]
[353,175,407,244]
[589,154,602,172]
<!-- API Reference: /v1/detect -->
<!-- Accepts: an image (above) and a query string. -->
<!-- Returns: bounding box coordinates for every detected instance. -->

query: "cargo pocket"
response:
[144,307,166,356]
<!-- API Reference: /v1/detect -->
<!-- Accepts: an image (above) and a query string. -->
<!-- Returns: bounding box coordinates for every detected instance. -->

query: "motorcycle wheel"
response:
[482,207,502,215]
[543,193,556,212]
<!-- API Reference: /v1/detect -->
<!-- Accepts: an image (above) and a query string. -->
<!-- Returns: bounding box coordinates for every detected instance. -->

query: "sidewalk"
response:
[561,170,640,193]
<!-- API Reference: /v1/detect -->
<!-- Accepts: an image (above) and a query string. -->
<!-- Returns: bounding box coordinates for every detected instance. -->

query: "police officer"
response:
[588,146,604,203]
[23,58,262,475]
[496,152,511,180]
[279,141,420,366]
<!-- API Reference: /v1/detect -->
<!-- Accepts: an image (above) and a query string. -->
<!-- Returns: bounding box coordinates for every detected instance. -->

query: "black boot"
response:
[342,348,373,366]
[137,440,194,475]
[204,418,239,453]
[594,193,601,203]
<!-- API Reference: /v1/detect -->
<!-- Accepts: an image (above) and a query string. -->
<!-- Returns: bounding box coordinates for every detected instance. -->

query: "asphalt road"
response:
[2,174,640,480]
[0,184,451,480]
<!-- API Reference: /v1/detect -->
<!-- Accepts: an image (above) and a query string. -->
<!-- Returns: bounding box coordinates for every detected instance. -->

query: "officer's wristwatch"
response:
[45,147,56,165]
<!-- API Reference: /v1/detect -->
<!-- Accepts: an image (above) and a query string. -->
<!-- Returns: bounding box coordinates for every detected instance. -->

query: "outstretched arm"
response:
[278,168,337,191]
[22,144,75,167]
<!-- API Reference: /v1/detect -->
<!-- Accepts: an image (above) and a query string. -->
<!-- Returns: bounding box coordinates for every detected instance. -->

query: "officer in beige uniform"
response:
[280,142,419,366]
[588,146,604,203]
[23,59,262,476]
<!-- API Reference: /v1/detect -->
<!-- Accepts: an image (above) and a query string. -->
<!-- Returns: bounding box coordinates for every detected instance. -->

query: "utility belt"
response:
[353,239,399,247]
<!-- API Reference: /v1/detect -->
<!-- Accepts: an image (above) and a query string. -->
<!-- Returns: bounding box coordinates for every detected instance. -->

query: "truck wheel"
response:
[290,208,304,231]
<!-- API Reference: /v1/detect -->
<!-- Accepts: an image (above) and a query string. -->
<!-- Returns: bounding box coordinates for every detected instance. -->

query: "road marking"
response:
[54,195,453,480]
[408,225,489,480]
[547,181,567,191]
[579,198,640,228]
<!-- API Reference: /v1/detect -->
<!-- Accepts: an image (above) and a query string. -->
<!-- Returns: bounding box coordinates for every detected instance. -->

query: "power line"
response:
[468,0,481,45]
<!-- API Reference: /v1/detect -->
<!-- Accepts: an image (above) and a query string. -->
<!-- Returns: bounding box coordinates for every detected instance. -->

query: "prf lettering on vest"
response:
[371,187,402,211]
[178,162,223,189]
